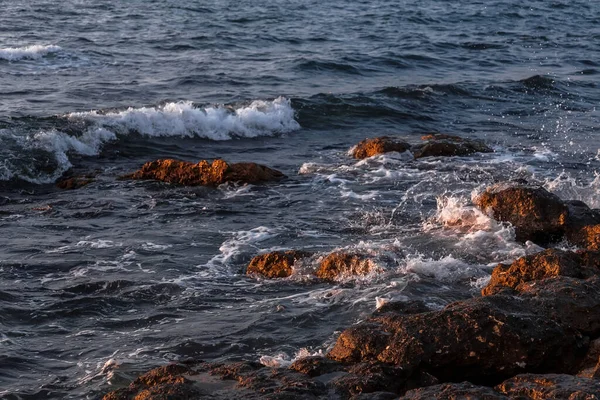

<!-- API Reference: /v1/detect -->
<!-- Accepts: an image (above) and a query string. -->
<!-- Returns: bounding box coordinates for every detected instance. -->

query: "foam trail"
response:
[69,97,300,140]
[0,44,62,61]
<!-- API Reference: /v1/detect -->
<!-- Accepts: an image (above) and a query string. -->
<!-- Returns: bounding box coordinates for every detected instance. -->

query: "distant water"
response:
[1,1,599,398]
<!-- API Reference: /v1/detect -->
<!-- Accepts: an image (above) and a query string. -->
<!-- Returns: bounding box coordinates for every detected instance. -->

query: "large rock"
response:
[413,134,492,159]
[126,159,284,186]
[327,276,600,383]
[316,252,376,281]
[495,373,600,399]
[474,184,569,244]
[350,137,411,159]
[400,382,507,399]
[481,249,600,296]
[246,250,312,279]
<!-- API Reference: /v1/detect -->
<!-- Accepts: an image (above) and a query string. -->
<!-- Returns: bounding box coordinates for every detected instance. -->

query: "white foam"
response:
[543,171,600,208]
[0,44,62,61]
[401,254,487,282]
[259,348,324,368]
[69,97,300,140]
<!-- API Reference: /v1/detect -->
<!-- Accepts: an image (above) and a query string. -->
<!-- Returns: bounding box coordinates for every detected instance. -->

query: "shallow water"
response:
[1,0,599,398]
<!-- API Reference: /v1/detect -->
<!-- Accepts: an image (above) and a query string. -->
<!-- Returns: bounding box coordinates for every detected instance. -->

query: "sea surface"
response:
[1,0,599,398]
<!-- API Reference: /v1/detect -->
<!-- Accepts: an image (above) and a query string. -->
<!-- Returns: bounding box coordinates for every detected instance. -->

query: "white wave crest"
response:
[0,44,62,61]
[69,97,300,140]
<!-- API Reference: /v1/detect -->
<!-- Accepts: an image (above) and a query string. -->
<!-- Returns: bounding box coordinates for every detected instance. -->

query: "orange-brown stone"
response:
[481,249,600,296]
[351,136,411,159]
[246,250,312,278]
[126,159,284,186]
[315,252,374,280]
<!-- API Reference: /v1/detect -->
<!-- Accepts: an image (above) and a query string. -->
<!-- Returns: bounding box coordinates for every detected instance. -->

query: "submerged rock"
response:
[495,373,600,399]
[350,136,411,159]
[126,159,284,186]
[246,250,312,278]
[56,176,94,190]
[481,249,600,296]
[400,382,507,399]
[474,184,569,244]
[413,133,492,159]
[316,252,375,281]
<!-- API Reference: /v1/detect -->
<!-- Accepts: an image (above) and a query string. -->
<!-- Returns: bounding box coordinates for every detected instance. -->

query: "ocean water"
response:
[1,0,599,398]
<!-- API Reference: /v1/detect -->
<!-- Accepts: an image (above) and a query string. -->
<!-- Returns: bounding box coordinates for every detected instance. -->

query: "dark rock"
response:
[413,134,492,159]
[578,338,600,379]
[474,184,569,244]
[495,373,600,399]
[564,200,600,250]
[125,159,284,186]
[375,300,432,315]
[351,137,411,159]
[246,251,313,279]
[316,252,376,281]
[400,382,507,399]
[328,277,596,384]
[481,249,600,296]
[289,356,343,377]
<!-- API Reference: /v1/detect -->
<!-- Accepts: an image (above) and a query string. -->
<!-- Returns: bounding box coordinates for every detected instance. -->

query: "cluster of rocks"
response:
[101,135,600,398]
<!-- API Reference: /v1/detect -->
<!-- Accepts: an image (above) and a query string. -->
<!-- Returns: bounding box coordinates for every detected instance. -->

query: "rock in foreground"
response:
[413,134,493,159]
[126,159,285,186]
[316,252,375,281]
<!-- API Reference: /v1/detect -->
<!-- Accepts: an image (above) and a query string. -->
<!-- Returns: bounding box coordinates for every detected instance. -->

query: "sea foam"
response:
[0,44,62,61]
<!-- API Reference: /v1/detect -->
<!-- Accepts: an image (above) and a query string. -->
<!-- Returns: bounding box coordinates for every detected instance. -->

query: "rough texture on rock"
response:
[568,224,600,251]
[481,249,600,296]
[351,137,411,159]
[578,338,600,379]
[102,364,203,400]
[289,357,343,378]
[474,184,569,244]
[126,159,284,186]
[413,134,492,159]
[495,373,600,399]
[246,251,312,279]
[400,382,507,399]
[316,252,374,281]
[327,276,599,383]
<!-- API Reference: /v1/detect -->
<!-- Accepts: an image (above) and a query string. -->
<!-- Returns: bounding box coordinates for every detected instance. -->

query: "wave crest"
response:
[0,44,62,61]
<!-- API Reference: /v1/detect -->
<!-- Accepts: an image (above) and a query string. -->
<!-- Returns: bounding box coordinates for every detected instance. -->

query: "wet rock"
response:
[375,299,432,315]
[350,136,411,159]
[328,276,597,384]
[563,200,600,249]
[495,373,600,399]
[578,338,600,379]
[413,134,492,159]
[481,249,600,296]
[102,364,203,400]
[568,224,600,251]
[400,382,507,399]
[246,251,313,279]
[474,184,569,244]
[126,159,284,186]
[56,177,94,190]
[316,252,375,281]
[289,356,343,378]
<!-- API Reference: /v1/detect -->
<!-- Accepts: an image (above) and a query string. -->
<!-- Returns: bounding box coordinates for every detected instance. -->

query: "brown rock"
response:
[316,252,375,281]
[495,373,600,399]
[102,364,202,400]
[328,276,599,383]
[564,200,600,250]
[289,356,343,377]
[481,249,600,296]
[351,137,411,159]
[413,134,492,159]
[400,382,507,399]
[568,224,600,251]
[246,251,312,279]
[474,184,569,244]
[56,177,94,190]
[126,159,284,186]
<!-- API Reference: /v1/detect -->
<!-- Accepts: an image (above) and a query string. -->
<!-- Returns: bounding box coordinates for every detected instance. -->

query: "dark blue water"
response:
[1,1,600,398]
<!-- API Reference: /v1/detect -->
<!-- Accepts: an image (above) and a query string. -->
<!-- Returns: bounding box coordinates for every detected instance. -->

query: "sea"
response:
[1,0,599,398]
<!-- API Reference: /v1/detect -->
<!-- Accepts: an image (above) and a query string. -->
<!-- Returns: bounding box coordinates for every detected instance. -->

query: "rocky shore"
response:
[101,135,600,399]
